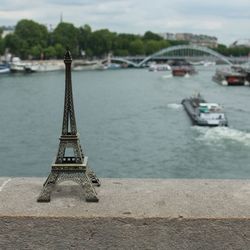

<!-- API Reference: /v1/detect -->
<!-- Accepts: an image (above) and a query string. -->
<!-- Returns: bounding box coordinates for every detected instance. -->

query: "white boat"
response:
[72,61,105,71]
[190,61,216,67]
[0,64,10,74]
[105,63,121,69]
[203,61,216,67]
[29,62,64,72]
[10,57,27,72]
[149,63,171,72]
[10,58,64,73]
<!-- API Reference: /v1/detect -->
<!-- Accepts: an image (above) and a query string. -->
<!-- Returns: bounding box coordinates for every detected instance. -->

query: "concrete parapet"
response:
[0,178,250,249]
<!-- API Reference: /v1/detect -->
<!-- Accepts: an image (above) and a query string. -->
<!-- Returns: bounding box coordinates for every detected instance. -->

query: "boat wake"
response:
[193,126,250,146]
[162,74,173,79]
[167,103,183,110]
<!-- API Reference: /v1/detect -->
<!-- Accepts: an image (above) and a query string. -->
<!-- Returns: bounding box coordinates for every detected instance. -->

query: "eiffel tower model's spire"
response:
[37,49,100,203]
[61,49,77,136]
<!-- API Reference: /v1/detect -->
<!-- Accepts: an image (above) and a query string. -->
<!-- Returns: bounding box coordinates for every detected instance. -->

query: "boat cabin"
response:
[199,103,225,122]
[199,103,222,113]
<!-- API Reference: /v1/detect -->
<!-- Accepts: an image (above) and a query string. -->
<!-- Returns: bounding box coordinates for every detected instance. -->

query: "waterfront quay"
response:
[0,178,250,249]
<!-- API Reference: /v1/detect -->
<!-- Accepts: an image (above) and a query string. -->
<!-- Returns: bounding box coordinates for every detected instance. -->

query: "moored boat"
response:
[0,64,10,74]
[10,57,27,73]
[10,58,65,73]
[212,67,248,86]
[181,93,228,126]
[105,63,121,70]
[32,61,64,72]
[72,60,105,71]
[231,65,250,84]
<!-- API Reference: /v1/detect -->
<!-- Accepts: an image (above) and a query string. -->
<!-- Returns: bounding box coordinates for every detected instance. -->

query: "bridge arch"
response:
[102,57,139,67]
[138,44,233,67]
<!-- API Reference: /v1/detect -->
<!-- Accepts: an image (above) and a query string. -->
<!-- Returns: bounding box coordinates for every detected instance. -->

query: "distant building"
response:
[230,39,250,48]
[175,33,192,41]
[1,26,15,38]
[158,32,176,40]
[159,32,218,48]
[176,33,218,48]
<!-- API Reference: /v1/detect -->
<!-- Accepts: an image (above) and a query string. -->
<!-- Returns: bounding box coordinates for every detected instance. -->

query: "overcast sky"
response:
[1,0,250,45]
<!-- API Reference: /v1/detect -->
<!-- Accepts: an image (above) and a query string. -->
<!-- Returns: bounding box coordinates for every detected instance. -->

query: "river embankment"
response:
[0,178,250,249]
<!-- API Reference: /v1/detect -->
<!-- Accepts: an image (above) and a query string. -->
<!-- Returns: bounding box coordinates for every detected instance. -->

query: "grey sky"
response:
[1,0,250,45]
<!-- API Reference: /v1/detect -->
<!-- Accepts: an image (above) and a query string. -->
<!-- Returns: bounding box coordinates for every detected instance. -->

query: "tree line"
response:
[0,19,250,60]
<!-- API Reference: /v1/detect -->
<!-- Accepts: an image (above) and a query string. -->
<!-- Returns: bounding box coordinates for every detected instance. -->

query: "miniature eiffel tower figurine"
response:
[37,49,100,202]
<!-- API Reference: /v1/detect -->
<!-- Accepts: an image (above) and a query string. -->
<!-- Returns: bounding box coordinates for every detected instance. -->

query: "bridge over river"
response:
[108,45,249,67]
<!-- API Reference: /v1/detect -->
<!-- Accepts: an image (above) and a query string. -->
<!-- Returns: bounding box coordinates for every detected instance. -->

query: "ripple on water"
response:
[193,126,250,146]
[167,103,183,110]
[162,74,173,79]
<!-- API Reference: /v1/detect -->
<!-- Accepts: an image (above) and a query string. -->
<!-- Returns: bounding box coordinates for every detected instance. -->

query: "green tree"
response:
[0,39,4,55]
[116,33,141,50]
[89,29,116,57]
[15,19,48,49]
[158,40,170,49]
[44,46,56,59]
[31,45,42,59]
[144,40,161,55]
[168,40,189,46]
[143,31,162,41]
[4,33,25,57]
[113,49,129,57]
[227,46,250,57]
[129,39,145,55]
[0,27,3,37]
[52,22,79,57]
[78,24,92,56]
[54,43,65,58]
[215,44,228,56]
[0,28,4,54]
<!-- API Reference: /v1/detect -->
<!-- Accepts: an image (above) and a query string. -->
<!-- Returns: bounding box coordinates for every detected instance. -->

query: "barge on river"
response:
[181,94,228,126]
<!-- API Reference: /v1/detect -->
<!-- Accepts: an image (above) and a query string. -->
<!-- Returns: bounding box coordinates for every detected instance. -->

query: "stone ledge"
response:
[1,178,250,249]
[0,177,250,218]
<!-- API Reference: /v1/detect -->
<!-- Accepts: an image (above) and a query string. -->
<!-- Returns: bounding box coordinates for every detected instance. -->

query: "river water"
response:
[1,66,250,178]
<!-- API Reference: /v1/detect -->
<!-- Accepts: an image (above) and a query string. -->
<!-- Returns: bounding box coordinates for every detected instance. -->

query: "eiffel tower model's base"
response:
[37,157,99,203]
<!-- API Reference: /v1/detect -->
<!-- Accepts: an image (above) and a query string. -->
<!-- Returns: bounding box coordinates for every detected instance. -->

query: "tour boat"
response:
[212,67,248,86]
[169,60,196,76]
[181,93,228,126]
[172,65,196,77]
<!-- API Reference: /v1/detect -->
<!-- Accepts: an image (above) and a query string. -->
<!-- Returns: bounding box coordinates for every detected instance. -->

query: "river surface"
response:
[1,66,250,178]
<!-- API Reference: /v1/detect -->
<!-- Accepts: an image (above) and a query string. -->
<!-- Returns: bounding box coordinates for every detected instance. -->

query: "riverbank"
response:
[0,178,250,249]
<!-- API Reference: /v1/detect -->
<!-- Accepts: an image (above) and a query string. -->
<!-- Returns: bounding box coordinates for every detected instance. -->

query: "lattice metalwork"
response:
[37,171,98,202]
[37,50,100,203]
[139,45,233,66]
